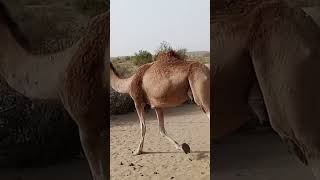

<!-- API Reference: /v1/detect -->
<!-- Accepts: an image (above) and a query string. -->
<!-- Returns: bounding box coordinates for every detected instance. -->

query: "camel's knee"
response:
[79,127,104,142]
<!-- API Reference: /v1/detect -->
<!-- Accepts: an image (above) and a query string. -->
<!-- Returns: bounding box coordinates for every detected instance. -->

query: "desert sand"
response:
[0,104,209,180]
[110,104,210,180]
[213,131,316,180]
[1,104,316,180]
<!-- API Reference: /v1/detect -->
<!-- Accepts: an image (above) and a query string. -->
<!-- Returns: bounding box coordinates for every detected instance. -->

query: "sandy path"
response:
[110,104,210,180]
[213,131,316,180]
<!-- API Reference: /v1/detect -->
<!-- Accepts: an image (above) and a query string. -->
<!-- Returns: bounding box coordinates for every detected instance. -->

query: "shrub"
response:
[154,41,188,60]
[175,48,188,59]
[155,41,173,54]
[124,56,131,61]
[133,50,153,66]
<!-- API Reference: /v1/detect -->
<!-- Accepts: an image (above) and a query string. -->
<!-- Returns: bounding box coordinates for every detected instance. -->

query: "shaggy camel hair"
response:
[110,51,210,155]
[0,3,109,180]
[211,0,320,178]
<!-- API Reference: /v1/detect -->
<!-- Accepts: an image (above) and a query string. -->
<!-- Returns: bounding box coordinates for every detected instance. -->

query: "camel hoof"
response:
[133,150,143,155]
[181,143,191,154]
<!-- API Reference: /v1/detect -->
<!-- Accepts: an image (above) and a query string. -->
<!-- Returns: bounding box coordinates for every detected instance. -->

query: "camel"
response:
[211,0,320,179]
[0,2,109,180]
[110,51,210,155]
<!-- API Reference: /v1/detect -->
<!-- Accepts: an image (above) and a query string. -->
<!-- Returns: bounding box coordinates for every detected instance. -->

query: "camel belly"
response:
[144,83,190,108]
[148,94,189,108]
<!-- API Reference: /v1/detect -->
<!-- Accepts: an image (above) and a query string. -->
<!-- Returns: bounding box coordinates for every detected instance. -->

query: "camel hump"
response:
[155,50,185,61]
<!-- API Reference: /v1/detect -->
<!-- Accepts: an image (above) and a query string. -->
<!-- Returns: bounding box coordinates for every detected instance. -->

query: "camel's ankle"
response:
[133,149,143,156]
[175,144,182,150]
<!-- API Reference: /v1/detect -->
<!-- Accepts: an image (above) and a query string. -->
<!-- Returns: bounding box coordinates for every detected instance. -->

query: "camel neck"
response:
[0,22,80,99]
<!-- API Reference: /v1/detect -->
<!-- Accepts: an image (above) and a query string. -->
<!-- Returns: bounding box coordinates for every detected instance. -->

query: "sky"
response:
[111,0,210,57]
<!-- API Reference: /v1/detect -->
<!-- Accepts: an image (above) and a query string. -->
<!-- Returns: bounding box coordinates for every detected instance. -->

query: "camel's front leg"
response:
[79,127,107,180]
[155,108,182,150]
[133,103,146,155]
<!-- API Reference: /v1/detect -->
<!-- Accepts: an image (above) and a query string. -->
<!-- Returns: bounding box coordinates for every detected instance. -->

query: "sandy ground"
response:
[0,159,92,180]
[110,104,210,180]
[1,105,317,180]
[213,131,316,180]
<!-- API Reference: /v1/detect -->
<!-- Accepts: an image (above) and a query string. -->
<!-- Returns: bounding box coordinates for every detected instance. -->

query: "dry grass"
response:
[112,60,138,78]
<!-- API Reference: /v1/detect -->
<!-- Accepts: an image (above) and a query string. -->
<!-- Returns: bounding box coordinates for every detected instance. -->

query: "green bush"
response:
[133,50,153,66]
[176,48,188,59]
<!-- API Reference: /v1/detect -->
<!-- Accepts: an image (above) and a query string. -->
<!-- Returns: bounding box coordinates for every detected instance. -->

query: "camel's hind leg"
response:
[79,127,107,180]
[61,99,108,180]
[133,103,147,155]
[155,108,182,150]
[188,64,210,120]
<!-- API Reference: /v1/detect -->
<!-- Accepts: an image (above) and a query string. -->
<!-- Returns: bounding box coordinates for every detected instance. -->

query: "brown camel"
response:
[212,0,320,178]
[0,3,109,180]
[110,51,210,155]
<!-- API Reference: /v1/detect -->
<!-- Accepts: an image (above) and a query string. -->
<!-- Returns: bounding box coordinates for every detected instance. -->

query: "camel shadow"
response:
[142,150,209,157]
[194,151,210,160]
